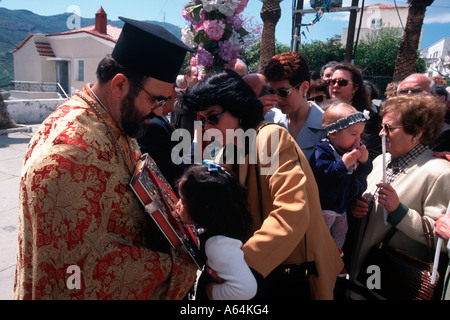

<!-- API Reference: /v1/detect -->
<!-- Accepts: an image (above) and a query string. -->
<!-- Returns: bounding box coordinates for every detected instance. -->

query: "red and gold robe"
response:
[13,84,197,299]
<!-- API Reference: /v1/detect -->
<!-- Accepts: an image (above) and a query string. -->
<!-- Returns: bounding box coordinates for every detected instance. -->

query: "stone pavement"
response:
[0,124,40,300]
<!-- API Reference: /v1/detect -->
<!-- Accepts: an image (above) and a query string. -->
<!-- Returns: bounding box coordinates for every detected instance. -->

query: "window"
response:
[75,60,84,82]
[371,19,382,29]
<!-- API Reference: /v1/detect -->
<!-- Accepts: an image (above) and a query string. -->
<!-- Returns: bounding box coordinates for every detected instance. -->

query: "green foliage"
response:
[241,40,289,72]
[354,27,426,76]
[297,37,345,72]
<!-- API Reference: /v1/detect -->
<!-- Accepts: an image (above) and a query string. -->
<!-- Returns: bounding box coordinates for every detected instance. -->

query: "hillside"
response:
[0,7,182,89]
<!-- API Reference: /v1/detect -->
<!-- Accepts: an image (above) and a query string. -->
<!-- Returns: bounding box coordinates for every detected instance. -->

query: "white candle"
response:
[381,132,386,183]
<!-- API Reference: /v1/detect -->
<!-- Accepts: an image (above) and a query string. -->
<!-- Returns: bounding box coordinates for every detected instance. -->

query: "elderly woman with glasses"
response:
[263,52,327,160]
[182,69,344,300]
[348,94,450,300]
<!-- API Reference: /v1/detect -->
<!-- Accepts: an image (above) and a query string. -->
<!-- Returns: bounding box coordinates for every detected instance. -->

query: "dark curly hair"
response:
[381,94,446,146]
[177,164,252,241]
[180,69,264,131]
[263,51,311,87]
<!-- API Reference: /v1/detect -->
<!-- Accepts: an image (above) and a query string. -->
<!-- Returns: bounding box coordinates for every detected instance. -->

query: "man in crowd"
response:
[14,17,198,300]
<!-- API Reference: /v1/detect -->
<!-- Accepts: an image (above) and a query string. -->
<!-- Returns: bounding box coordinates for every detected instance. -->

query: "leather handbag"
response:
[357,217,438,300]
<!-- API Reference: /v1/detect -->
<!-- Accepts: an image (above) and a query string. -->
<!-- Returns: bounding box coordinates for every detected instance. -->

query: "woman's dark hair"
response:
[177,164,252,241]
[381,94,446,146]
[333,62,369,112]
[96,55,148,98]
[181,69,264,130]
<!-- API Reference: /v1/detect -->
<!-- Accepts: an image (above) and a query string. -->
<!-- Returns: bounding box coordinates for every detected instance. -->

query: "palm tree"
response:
[393,0,434,78]
[259,0,283,66]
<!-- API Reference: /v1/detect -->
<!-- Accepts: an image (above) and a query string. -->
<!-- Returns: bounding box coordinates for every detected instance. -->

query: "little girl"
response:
[175,160,257,300]
[309,100,373,250]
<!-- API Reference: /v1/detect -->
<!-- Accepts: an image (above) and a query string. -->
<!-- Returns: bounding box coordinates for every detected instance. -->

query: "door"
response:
[56,60,70,97]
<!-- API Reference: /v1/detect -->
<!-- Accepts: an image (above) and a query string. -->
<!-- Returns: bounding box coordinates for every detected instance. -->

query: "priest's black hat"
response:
[112,17,193,83]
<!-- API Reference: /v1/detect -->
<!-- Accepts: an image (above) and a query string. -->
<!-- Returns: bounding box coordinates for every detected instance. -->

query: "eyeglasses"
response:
[328,79,353,87]
[397,87,424,95]
[266,83,301,98]
[307,95,325,103]
[138,85,172,108]
[380,123,403,135]
[198,111,225,125]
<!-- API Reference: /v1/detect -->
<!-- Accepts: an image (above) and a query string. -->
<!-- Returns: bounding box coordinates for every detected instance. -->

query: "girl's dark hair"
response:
[180,69,264,130]
[177,164,252,241]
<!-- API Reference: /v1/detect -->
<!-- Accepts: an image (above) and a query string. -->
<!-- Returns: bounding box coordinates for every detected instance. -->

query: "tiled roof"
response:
[13,24,122,53]
[46,24,122,43]
[34,41,55,57]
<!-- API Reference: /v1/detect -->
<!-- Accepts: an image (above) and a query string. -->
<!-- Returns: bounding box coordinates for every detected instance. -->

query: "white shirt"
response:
[205,235,257,300]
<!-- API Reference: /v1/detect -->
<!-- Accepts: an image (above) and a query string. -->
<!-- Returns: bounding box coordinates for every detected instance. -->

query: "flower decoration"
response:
[182,0,250,79]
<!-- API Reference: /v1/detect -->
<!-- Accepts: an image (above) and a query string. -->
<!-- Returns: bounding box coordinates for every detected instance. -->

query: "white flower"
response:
[181,25,196,49]
[201,0,219,12]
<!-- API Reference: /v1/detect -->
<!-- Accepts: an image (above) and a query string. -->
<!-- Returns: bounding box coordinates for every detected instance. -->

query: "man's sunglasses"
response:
[328,79,352,87]
[307,95,325,103]
[397,87,424,95]
[198,111,225,125]
[266,83,301,98]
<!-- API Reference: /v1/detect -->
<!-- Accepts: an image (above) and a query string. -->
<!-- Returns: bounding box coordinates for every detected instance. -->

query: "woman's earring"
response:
[412,136,418,143]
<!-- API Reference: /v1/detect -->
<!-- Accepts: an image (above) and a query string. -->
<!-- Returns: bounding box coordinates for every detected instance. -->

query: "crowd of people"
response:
[13,17,450,301]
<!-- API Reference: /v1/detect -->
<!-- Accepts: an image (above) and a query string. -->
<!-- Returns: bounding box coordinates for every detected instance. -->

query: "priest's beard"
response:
[120,92,156,139]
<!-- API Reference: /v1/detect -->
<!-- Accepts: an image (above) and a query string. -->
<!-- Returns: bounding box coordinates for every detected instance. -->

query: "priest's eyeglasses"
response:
[138,85,172,108]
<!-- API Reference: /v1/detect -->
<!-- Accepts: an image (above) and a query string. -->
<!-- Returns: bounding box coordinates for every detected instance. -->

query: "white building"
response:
[13,7,121,96]
[420,38,450,79]
[342,3,413,45]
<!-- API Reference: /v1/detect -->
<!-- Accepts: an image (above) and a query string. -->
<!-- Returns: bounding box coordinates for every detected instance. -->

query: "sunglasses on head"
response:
[397,87,424,95]
[380,123,403,135]
[328,79,352,87]
[198,111,225,125]
[307,95,325,103]
[266,83,301,98]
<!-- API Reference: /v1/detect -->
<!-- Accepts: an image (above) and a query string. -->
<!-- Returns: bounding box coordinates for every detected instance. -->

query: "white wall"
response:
[5,99,65,124]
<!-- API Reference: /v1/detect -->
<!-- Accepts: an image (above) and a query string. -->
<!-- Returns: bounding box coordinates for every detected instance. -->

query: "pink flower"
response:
[227,14,244,31]
[234,0,248,15]
[197,45,214,68]
[203,19,226,41]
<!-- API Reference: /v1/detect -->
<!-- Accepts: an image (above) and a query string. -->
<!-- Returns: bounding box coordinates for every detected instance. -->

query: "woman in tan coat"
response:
[182,69,343,300]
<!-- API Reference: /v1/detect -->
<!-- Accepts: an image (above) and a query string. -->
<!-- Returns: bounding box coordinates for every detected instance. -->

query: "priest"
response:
[13,17,197,300]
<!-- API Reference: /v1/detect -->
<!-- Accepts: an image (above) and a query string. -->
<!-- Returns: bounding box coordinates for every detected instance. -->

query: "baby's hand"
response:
[342,149,360,168]
[354,142,369,163]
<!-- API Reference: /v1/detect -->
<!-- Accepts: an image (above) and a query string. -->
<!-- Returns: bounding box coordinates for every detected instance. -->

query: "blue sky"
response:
[1,0,449,49]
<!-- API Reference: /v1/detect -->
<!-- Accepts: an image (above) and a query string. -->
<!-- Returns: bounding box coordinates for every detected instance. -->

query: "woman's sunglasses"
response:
[328,79,353,87]
[198,111,225,125]
[307,95,325,103]
[380,123,403,135]
[266,83,301,98]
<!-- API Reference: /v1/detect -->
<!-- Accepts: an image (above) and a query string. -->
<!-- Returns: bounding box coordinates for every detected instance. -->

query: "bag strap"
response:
[254,122,308,259]
[381,216,435,263]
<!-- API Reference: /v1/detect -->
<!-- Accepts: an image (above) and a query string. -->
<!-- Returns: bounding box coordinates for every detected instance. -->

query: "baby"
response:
[310,100,373,250]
